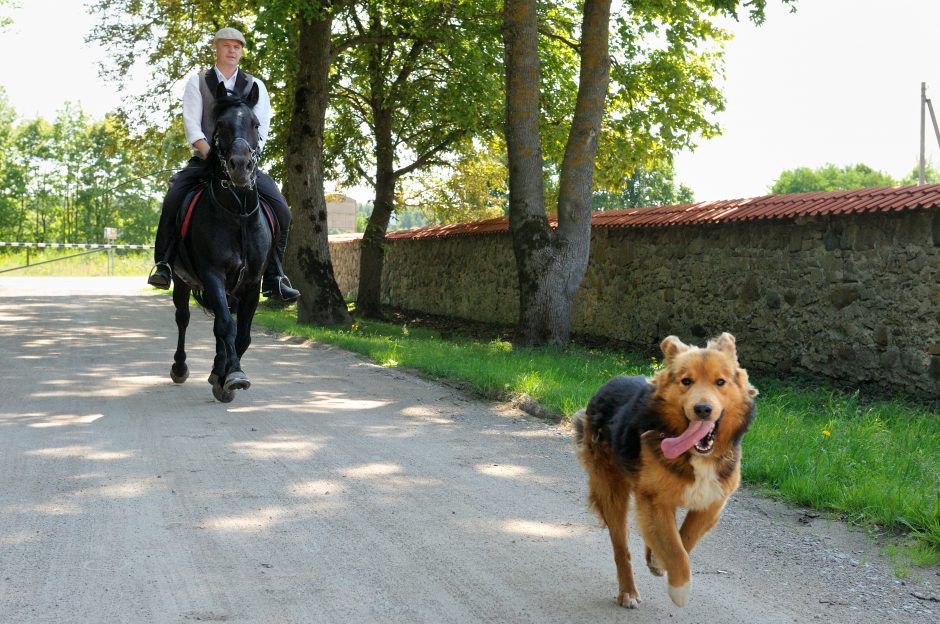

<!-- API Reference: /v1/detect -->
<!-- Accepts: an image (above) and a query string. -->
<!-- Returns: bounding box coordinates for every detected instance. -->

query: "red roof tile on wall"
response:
[381,183,940,240]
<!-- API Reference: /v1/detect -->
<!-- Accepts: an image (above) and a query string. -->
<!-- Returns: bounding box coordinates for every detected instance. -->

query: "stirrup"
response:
[147,262,173,289]
[263,275,300,301]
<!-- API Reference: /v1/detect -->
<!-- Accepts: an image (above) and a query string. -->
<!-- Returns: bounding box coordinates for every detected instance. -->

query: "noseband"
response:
[214,134,260,190]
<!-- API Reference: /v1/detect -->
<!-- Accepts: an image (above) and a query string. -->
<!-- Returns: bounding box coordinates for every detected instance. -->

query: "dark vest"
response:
[198,67,256,147]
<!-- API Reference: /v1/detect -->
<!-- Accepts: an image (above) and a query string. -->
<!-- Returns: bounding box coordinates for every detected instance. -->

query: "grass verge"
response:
[0,249,151,276]
[254,305,940,563]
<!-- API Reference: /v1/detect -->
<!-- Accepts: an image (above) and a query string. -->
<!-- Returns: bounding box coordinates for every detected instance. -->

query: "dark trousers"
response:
[154,157,203,264]
[154,157,292,266]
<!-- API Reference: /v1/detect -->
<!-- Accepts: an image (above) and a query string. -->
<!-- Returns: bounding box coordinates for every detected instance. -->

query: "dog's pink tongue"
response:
[661,420,715,459]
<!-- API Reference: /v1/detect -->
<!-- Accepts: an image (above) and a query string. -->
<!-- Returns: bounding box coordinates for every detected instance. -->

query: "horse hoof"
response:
[170,363,189,384]
[223,370,251,393]
[212,382,235,403]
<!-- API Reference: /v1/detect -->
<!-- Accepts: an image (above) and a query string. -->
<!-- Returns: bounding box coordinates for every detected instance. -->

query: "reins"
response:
[205,137,263,298]
[191,93,268,299]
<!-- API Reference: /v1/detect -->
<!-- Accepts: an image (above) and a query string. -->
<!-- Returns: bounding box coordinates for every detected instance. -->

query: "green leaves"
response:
[325,0,505,194]
[771,163,898,194]
[0,97,166,243]
[84,0,793,221]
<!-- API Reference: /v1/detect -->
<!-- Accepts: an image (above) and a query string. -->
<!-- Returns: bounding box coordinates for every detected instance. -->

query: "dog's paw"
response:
[667,582,690,607]
[617,592,642,609]
[647,551,664,576]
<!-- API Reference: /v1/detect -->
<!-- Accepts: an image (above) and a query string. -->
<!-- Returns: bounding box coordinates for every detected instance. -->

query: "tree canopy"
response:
[0,91,169,244]
[592,165,695,211]
[770,162,907,194]
[767,160,940,208]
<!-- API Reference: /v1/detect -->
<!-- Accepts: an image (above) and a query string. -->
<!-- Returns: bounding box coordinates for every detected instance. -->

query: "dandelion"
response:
[822,429,831,438]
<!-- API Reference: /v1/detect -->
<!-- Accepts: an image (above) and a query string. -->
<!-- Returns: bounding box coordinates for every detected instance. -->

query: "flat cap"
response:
[213,27,245,46]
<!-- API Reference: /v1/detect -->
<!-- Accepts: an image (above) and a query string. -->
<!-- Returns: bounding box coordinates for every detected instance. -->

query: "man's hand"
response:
[192,139,211,159]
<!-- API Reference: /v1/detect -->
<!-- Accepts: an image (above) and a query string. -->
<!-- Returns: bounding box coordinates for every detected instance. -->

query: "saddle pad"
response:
[260,199,278,239]
[180,188,204,240]
[180,189,278,241]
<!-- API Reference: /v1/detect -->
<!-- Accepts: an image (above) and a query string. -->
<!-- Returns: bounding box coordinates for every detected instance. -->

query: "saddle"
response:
[170,185,279,297]
[176,185,278,240]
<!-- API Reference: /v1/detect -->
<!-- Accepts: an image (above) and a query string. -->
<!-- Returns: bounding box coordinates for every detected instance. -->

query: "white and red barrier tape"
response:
[0,242,153,250]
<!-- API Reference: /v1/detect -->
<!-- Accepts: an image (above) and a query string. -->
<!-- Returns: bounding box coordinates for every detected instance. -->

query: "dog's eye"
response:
[681,377,693,386]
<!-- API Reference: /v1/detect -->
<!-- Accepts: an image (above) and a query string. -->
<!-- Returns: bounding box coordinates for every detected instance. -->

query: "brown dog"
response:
[572,333,757,608]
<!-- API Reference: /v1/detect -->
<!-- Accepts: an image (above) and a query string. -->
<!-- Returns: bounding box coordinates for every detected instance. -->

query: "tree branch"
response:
[354,162,375,187]
[393,130,464,179]
[538,27,580,54]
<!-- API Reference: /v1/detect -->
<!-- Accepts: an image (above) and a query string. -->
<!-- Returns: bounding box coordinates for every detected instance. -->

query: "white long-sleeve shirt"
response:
[181,65,271,152]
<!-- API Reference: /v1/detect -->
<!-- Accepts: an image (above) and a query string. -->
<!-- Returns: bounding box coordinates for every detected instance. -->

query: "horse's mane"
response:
[212,91,253,119]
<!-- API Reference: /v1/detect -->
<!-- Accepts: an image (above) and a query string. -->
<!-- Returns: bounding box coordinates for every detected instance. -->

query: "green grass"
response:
[254,306,940,562]
[746,380,940,556]
[0,249,151,276]
[257,305,659,417]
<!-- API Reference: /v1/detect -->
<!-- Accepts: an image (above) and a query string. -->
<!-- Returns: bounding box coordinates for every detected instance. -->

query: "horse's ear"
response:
[214,82,228,100]
[246,82,260,108]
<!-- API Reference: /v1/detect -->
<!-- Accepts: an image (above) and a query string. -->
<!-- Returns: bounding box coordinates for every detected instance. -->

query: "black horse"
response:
[168,82,274,402]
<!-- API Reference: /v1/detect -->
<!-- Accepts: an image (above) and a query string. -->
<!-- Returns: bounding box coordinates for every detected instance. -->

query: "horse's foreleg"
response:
[222,286,256,394]
[234,283,260,359]
[171,281,191,383]
[203,275,237,383]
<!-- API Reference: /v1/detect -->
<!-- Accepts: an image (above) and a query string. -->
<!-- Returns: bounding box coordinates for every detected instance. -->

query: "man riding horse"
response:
[148,27,300,302]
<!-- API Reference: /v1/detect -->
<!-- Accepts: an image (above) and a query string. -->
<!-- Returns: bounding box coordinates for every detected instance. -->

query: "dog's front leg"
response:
[679,499,725,554]
[635,495,691,607]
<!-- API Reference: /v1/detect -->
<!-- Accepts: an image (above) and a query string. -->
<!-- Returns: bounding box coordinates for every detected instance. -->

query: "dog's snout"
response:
[693,403,712,419]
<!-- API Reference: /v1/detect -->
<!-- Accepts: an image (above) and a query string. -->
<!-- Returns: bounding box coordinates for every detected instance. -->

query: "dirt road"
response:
[0,277,936,623]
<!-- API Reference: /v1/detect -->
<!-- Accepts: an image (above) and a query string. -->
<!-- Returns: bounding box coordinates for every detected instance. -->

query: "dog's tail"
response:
[571,407,588,449]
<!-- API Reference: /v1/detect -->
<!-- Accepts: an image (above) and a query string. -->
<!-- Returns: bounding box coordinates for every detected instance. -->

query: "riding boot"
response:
[148,223,174,289]
[262,229,301,302]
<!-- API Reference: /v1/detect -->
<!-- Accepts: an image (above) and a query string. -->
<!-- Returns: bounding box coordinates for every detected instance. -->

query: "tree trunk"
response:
[355,107,395,319]
[284,10,353,327]
[502,0,611,345]
[354,12,395,320]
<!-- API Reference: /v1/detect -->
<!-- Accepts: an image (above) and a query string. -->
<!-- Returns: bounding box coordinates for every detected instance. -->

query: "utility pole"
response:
[921,82,926,185]
[919,82,940,185]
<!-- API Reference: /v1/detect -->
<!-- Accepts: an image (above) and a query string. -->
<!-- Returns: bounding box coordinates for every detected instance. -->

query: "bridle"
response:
[208,129,263,296]
[213,134,261,191]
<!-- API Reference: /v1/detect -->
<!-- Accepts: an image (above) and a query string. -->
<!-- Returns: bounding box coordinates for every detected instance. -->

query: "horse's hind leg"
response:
[170,281,191,383]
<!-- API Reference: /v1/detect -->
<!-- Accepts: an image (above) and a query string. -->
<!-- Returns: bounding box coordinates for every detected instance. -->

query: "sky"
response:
[2,0,940,203]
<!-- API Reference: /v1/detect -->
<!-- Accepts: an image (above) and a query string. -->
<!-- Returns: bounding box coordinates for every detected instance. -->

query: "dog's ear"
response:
[708,332,737,362]
[736,366,759,398]
[660,335,690,363]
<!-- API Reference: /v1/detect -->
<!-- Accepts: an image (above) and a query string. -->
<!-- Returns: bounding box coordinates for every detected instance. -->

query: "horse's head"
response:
[211,82,261,189]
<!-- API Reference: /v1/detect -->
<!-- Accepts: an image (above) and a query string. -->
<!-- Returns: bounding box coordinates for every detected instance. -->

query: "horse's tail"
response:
[190,289,236,316]
[191,289,213,314]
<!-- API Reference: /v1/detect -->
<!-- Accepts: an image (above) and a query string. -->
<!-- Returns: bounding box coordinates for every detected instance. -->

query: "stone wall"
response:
[329,208,940,398]
[328,235,362,299]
